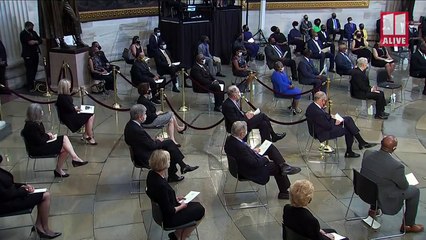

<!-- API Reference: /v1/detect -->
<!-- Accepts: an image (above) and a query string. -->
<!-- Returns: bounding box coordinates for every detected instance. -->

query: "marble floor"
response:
[0,51,426,240]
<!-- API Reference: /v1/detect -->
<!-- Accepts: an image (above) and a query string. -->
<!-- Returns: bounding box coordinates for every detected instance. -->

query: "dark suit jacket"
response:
[19,29,42,57]
[124,120,165,165]
[335,52,353,74]
[224,136,270,185]
[318,31,330,44]
[344,23,357,40]
[264,44,283,69]
[297,57,319,85]
[0,168,27,203]
[147,34,161,58]
[221,98,245,132]
[130,60,155,86]
[326,18,341,31]
[350,67,371,99]
[409,50,426,77]
[361,150,409,215]
[0,40,6,66]
[154,49,174,76]
[307,38,323,55]
[305,102,337,142]
[190,63,215,92]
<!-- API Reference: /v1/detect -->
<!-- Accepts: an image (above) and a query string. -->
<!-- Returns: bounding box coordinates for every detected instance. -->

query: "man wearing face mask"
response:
[297,49,327,94]
[326,13,343,42]
[197,35,225,77]
[335,42,354,75]
[300,15,313,41]
[307,31,335,73]
[147,28,162,58]
[361,135,424,233]
[409,42,426,95]
[20,21,42,91]
[270,26,291,58]
[318,24,335,55]
[344,17,357,44]
[190,54,225,112]
[153,41,180,92]
[131,53,162,104]
[350,57,388,119]
[265,37,298,81]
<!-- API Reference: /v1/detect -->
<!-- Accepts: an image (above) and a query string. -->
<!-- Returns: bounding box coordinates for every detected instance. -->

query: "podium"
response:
[49,47,90,89]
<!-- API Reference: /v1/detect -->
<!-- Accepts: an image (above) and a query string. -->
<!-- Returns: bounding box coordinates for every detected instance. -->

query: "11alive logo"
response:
[380,12,409,47]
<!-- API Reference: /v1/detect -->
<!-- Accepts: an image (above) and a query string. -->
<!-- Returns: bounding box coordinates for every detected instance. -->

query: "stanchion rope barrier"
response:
[164,94,224,130]
[255,77,320,97]
[85,92,130,112]
[6,88,57,104]
[118,71,174,88]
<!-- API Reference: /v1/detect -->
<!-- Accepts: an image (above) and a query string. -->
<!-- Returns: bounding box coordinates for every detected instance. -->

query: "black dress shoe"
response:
[382,112,390,117]
[181,165,199,174]
[214,106,222,112]
[216,72,226,77]
[53,170,69,178]
[374,114,388,120]
[168,175,185,182]
[168,232,178,240]
[358,142,377,150]
[271,132,286,142]
[278,192,290,200]
[281,166,301,175]
[344,152,360,158]
[172,86,180,93]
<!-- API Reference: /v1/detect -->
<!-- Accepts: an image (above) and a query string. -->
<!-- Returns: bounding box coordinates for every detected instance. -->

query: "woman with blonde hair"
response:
[146,150,204,240]
[21,103,88,178]
[283,179,341,240]
[55,79,97,145]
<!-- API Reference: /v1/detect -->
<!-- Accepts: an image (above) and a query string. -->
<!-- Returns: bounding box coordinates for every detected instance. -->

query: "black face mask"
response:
[332,15,336,19]
[321,28,326,32]
[97,46,102,50]
[136,40,140,44]
[356,34,362,38]
[304,17,308,21]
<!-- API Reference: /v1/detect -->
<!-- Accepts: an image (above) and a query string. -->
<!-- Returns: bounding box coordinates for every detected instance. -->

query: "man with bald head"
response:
[305,91,376,158]
[361,135,423,233]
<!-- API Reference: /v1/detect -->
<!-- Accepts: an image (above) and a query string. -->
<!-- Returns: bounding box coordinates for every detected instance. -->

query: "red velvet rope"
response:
[164,95,224,130]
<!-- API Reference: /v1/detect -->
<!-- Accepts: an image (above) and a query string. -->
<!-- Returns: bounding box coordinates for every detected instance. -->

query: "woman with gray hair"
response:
[56,79,97,145]
[21,103,88,178]
[146,150,205,240]
[283,179,342,240]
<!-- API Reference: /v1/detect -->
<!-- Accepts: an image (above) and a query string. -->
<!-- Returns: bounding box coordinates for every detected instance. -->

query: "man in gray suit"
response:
[361,135,424,233]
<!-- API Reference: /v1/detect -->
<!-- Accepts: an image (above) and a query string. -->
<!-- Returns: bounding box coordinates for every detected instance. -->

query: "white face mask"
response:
[314,37,318,40]
[201,59,206,65]
[156,32,161,37]
[237,52,242,57]
[160,45,166,50]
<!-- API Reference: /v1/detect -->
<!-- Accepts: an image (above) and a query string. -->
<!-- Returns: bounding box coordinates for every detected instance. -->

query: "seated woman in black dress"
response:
[0,155,61,239]
[351,30,372,62]
[137,83,186,146]
[372,42,395,81]
[146,150,205,240]
[21,103,88,178]
[88,47,114,91]
[56,79,97,145]
[283,179,343,240]
[231,47,251,78]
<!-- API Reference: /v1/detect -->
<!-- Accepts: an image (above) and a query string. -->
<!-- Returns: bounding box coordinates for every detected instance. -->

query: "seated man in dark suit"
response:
[270,26,291,58]
[153,41,180,93]
[409,42,426,95]
[130,53,161,104]
[190,54,225,112]
[224,121,301,199]
[335,42,354,75]
[147,27,161,58]
[305,91,376,158]
[326,13,344,42]
[350,57,389,120]
[265,37,297,81]
[124,104,198,182]
[361,135,424,233]
[307,31,335,72]
[222,85,286,142]
[288,21,305,54]
[318,24,335,55]
[297,49,327,93]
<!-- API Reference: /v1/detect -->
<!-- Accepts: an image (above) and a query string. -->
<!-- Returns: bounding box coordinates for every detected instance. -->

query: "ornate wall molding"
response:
[80,7,158,22]
[246,1,369,10]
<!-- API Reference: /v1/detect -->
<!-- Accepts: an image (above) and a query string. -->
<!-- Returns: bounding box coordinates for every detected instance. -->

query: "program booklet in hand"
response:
[46,134,57,143]
[331,232,347,240]
[155,78,164,84]
[256,140,272,155]
[253,108,261,115]
[180,191,200,204]
[80,105,95,114]
[30,188,48,194]
[406,173,419,185]
[334,113,344,122]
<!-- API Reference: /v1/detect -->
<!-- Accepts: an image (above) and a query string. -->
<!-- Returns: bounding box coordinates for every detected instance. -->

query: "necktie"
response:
[162,50,171,65]
[313,40,321,53]
[333,19,337,29]
[272,45,283,58]
[342,53,353,68]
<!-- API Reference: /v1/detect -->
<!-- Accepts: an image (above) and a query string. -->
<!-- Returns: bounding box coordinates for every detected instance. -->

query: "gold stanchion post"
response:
[249,72,255,103]
[179,68,188,112]
[112,66,121,109]
[159,88,169,139]
[43,57,52,97]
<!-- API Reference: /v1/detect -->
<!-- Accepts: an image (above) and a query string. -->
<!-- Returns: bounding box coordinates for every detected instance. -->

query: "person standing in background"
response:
[0,39,8,94]
[20,21,42,91]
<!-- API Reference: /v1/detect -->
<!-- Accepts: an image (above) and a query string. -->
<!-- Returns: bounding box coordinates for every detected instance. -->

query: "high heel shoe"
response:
[83,136,98,145]
[31,226,62,239]
[53,170,69,178]
[177,125,187,134]
[72,160,89,167]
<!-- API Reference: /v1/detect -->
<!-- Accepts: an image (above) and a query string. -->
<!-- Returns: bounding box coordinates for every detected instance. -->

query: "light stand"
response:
[245,0,268,45]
